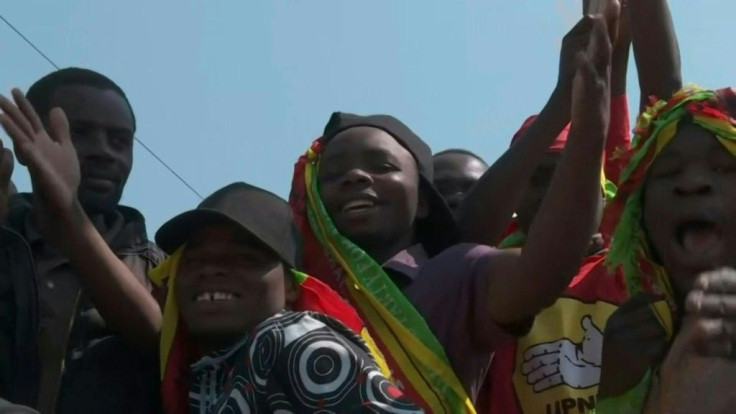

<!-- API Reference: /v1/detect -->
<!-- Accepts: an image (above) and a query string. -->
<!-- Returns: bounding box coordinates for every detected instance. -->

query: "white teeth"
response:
[343,200,374,212]
[195,292,234,302]
[196,292,212,302]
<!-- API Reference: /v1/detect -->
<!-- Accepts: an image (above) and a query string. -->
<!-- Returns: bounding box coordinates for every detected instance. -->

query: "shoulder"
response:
[5,194,32,233]
[116,205,166,266]
[419,243,506,281]
[429,243,502,268]
[263,312,374,375]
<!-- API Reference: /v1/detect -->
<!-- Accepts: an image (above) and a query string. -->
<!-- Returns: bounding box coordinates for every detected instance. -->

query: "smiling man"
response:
[0,69,164,413]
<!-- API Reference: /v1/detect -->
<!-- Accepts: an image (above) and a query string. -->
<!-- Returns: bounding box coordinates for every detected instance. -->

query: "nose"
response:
[446,193,464,211]
[82,129,117,163]
[341,168,373,187]
[674,168,713,197]
[198,261,227,280]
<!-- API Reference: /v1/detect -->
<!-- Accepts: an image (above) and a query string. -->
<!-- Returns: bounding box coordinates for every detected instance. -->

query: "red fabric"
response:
[502,219,519,240]
[162,325,201,414]
[510,115,571,153]
[289,137,342,292]
[294,276,366,335]
[475,256,628,414]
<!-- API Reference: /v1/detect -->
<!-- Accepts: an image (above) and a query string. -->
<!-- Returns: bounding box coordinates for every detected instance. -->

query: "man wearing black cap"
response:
[153,182,419,412]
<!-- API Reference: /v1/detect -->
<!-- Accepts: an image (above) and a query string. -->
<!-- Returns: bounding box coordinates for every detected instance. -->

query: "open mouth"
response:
[193,291,241,303]
[341,199,376,213]
[675,220,723,255]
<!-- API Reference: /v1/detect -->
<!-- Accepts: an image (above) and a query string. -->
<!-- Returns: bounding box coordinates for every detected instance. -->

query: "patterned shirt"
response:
[188,311,420,413]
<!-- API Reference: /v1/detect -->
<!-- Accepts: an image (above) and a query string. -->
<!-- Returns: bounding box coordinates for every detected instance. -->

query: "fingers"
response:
[686,268,736,318]
[11,89,43,134]
[0,93,34,139]
[567,14,595,39]
[693,268,736,293]
[604,0,621,42]
[48,108,70,145]
[588,16,613,74]
[0,113,33,166]
[686,292,736,318]
[689,318,736,358]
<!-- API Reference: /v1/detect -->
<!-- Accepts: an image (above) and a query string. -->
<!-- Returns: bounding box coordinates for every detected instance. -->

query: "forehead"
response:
[50,84,134,130]
[323,127,414,161]
[433,153,487,177]
[655,123,722,159]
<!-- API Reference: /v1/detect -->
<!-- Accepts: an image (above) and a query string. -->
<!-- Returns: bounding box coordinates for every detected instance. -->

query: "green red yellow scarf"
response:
[596,86,736,413]
[290,137,476,413]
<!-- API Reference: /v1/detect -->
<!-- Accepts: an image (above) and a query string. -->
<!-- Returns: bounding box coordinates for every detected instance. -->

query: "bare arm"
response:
[605,9,633,184]
[457,17,593,246]
[486,14,613,325]
[629,0,682,112]
[0,90,161,351]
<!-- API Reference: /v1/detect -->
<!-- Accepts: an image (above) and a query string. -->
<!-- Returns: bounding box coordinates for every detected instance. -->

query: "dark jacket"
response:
[0,194,165,411]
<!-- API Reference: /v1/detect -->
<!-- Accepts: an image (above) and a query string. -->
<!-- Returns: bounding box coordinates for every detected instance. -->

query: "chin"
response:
[190,324,246,345]
[79,194,122,214]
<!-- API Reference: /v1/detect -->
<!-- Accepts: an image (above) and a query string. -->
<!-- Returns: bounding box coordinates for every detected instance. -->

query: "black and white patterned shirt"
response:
[188,311,422,413]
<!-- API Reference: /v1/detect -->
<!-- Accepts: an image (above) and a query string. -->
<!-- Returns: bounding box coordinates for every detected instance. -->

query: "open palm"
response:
[0,89,81,227]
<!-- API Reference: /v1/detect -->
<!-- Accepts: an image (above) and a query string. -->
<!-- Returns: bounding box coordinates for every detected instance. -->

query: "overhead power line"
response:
[0,11,204,199]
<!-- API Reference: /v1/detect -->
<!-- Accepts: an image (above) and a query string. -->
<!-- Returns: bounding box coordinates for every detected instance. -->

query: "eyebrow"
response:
[69,119,133,134]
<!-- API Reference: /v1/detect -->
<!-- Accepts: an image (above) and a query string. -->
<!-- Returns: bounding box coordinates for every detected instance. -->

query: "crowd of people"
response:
[1,0,735,413]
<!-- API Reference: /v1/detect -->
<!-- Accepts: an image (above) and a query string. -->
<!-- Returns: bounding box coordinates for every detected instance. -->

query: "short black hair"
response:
[433,148,488,166]
[26,67,136,129]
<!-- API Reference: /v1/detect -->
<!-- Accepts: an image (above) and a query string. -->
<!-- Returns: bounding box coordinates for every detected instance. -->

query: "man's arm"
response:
[629,0,682,111]
[457,16,593,246]
[0,90,161,351]
[605,7,632,185]
[485,13,614,326]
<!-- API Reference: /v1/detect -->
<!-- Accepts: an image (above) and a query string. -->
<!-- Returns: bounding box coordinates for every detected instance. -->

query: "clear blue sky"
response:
[1,0,734,234]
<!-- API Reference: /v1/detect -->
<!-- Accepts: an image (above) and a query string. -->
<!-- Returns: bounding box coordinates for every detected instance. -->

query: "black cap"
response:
[155,182,299,267]
[322,112,458,255]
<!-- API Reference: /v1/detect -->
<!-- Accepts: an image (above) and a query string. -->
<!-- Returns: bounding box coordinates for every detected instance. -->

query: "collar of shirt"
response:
[15,194,150,252]
[382,244,429,284]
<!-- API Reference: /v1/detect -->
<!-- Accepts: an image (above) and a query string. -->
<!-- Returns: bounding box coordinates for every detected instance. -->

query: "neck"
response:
[361,233,414,265]
[196,334,243,355]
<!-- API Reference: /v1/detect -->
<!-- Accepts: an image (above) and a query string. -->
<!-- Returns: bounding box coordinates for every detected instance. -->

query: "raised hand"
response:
[597,292,669,399]
[570,11,616,137]
[0,140,14,224]
[685,268,736,358]
[557,16,595,97]
[0,89,81,239]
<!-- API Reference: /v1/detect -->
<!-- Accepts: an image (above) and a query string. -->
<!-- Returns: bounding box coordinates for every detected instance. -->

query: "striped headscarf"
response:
[595,86,736,413]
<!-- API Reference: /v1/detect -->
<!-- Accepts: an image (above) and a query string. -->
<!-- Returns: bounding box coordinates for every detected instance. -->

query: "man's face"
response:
[432,152,487,214]
[50,85,134,213]
[644,123,736,295]
[176,223,286,349]
[318,127,422,253]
